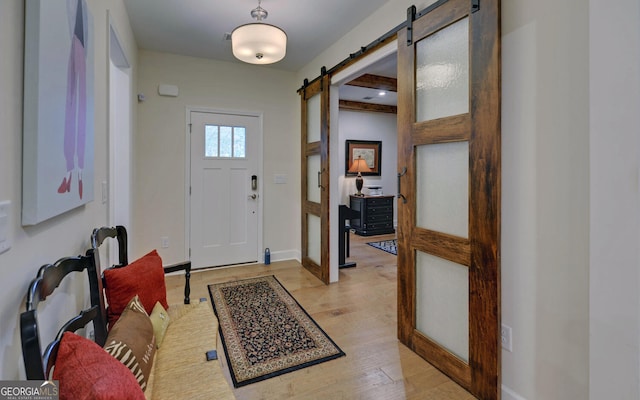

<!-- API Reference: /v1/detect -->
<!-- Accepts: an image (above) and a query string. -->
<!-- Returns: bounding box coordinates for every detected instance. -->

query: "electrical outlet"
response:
[501,324,513,352]
[161,236,169,248]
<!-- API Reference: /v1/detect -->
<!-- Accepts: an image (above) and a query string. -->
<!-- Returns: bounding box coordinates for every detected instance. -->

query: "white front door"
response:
[189,111,260,268]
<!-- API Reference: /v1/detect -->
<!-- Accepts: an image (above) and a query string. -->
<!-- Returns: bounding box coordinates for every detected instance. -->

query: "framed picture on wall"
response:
[22,0,95,225]
[345,140,381,176]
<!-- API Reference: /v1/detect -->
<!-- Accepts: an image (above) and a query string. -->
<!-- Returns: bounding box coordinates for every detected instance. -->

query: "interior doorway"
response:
[108,15,132,262]
[329,41,399,281]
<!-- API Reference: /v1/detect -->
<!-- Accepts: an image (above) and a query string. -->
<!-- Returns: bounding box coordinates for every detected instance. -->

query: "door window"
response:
[205,125,247,158]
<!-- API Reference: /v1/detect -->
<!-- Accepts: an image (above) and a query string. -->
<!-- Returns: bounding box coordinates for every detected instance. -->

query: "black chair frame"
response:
[90,225,191,306]
[20,249,107,380]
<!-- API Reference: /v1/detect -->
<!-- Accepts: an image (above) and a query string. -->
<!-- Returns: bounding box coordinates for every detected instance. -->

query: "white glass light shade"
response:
[232,23,287,64]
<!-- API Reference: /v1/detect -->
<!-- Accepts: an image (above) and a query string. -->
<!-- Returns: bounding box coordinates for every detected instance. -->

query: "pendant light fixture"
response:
[232,0,287,65]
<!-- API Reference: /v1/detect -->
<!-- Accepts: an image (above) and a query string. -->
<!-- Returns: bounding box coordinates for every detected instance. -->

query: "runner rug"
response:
[208,275,345,387]
[366,239,397,255]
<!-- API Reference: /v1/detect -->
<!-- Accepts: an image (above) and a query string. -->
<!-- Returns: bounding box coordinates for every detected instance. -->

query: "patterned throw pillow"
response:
[149,301,170,348]
[104,295,156,391]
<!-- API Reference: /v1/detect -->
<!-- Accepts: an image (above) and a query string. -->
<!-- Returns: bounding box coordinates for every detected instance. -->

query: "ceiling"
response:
[123,0,398,105]
[123,0,391,72]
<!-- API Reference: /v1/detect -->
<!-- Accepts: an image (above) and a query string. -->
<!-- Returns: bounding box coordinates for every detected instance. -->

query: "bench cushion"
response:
[144,301,235,400]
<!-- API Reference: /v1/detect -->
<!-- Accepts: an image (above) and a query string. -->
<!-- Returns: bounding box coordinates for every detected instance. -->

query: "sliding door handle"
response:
[397,167,407,204]
[317,169,326,191]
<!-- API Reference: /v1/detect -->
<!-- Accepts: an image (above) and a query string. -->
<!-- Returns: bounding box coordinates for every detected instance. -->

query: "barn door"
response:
[396,0,501,398]
[300,75,330,284]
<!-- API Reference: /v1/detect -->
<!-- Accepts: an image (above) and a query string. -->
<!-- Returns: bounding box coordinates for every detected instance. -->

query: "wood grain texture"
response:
[345,73,398,92]
[411,0,469,41]
[468,0,501,397]
[300,76,331,284]
[319,74,331,284]
[396,0,501,398]
[339,100,397,114]
[411,330,471,389]
[413,114,471,145]
[396,25,416,347]
[165,234,475,400]
[411,228,470,267]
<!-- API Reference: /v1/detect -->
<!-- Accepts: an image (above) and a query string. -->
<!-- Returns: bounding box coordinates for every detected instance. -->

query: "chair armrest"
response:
[163,261,191,305]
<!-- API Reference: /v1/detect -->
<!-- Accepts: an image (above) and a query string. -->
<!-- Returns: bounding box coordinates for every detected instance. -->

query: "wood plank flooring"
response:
[164,233,475,400]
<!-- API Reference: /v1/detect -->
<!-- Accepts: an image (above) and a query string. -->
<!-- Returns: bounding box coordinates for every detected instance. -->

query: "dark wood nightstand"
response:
[349,195,395,236]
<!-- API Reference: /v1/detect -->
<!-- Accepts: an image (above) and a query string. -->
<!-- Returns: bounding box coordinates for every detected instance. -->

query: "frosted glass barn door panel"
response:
[307,154,321,204]
[416,142,469,238]
[416,251,469,362]
[299,75,330,284]
[306,94,321,143]
[416,17,469,122]
[397,0,500,397]
[307,214,321,265]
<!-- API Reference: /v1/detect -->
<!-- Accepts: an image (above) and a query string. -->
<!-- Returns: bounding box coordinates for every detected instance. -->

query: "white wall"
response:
[0,0,137,378]
[502,1,590,398]
[297,0,437,84]
[589,0,640,398]
[301,0,593,398]
[338,110,397,225]
[133,51,300,264]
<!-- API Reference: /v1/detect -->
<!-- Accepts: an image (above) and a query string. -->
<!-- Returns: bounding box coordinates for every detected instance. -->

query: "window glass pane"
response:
[416,251,469,362]
[307,94,321,143]
[234,127,246,158]
[307,154,321,203]
[416,17,469,122]
[307,214,321,265]
[416,141,469,238]
[205,125,218,157]
[219,126,232,158]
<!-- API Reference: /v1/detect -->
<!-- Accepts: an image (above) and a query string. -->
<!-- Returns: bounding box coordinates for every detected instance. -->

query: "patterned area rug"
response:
[367,239,398,255]
[208,275,345,387]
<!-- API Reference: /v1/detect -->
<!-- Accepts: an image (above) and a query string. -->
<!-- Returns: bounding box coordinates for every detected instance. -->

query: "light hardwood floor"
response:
[165,233,474,400]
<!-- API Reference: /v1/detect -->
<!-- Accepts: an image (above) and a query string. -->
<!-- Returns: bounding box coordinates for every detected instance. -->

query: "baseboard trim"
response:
[269,249,300,263]
[502,385,527,400]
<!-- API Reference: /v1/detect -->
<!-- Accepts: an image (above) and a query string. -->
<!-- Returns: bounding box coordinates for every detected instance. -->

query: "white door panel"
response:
[190,111,260,268]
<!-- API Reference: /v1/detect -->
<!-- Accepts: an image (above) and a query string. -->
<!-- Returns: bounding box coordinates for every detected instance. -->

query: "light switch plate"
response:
[0,201,11,254]
[274,174,287,184]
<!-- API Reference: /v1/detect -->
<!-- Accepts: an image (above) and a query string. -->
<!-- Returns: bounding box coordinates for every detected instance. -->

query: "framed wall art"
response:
[345,140,381,176]
[22,0,95,225]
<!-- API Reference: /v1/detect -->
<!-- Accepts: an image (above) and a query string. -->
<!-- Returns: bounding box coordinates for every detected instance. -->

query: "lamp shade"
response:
[348,157,372,174]
[232,23,287,64]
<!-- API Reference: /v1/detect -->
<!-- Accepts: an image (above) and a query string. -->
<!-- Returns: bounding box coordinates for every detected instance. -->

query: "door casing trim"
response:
[184,106,264,265]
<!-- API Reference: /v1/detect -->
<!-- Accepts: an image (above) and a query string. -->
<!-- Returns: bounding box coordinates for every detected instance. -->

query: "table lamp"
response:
[348,155,372,196]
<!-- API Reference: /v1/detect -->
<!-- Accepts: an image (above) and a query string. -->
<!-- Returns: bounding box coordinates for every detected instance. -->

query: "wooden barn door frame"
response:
[299,74,331,284]
[396,0,501,398]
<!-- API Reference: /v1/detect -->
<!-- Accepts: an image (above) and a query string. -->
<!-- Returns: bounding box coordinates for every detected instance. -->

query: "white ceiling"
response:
[339,52,397,106]
[123,0,391,72]
[124,0,398,105]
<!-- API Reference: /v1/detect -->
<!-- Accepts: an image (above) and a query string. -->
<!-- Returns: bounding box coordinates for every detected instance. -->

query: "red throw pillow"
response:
[53,332,146,400]
[104,249,168,327]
